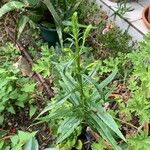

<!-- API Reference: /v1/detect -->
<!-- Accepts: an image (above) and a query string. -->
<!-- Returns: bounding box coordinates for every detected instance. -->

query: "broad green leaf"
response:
[24,137,39,150]
[17,15,29,39]
[21,83,36,93]
[57,117,81,143]
[29,105,37,118]
[15,101,24,107]
[11,135,19,147]
[0,105,5,113]
[0,1,25,18]
[7,106,15,114]
[18,131,37,143]
[0,141,4,149]
[91,140,105,150]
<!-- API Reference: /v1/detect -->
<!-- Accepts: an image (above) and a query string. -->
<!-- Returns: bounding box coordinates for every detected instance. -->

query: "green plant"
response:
[96,25,132,57]
[10,130,37,150]
[112,1,134,18]
[0,0,84,49]
[119,88,150,124]
[91,140,106,150]
[127,131,150,150]
[127,34,150,98]
[0,43,37,122]
[117,34,150,126]
[0,0,64,47]
[0,130,38,150]
[37,12,125,150]
[32,44,55,78]
[51,0,84,20]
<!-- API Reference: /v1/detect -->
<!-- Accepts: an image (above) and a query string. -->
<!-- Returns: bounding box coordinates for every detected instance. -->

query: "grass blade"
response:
[0,1,25,18]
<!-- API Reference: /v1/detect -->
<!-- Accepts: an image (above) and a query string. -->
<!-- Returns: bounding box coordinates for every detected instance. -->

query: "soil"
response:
[1,94,55,149]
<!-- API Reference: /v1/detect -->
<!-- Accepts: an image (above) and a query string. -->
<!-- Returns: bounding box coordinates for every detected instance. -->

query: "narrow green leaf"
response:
[0,115,4,125]
[82,25,92,47]
[43,0,63,49]
[97,111,126,141]
[17,16,29,39]
[0,141,4,149]
[91,103,126,142]
[90,69,117,100]
[37,93,72,118]
[98,69,118,90]
[83,74,101,97]
[72,12,79,42]
[57,117,81,144]
[29,105,37,118]
[89,113,119,150]
[63,21,97,29]
[0,1,25,18]
[56,64,80,105]
[88,63,100,78]
[64,0,83,19]
[39,107,73,122]
[44,148,59,150]
[27,0,40,6]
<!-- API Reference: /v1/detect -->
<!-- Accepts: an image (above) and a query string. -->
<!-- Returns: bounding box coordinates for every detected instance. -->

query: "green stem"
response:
[75,37,84,104]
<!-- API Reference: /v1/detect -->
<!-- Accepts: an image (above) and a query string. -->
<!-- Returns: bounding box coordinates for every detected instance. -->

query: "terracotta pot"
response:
[142,6,150,29]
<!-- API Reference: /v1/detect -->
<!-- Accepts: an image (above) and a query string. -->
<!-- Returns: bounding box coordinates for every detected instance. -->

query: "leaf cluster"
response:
[0,43,37,123]
[38,12,125,150]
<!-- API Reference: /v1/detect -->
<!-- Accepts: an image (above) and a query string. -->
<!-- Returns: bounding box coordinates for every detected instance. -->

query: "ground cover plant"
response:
[0,0,150,150]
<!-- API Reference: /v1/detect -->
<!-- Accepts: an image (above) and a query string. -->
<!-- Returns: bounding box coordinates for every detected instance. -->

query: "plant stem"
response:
[75,34,84,104]
[77,47,84,101]
[114,117,138,129]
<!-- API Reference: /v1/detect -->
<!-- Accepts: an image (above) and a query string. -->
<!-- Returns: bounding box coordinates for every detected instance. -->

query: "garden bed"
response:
[0,0,150,150]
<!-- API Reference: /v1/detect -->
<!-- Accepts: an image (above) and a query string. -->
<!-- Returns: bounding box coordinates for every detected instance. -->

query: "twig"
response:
[114,117,138,130]
[137,122,149,134]
[0,135,12,141]
[4,17,53,98]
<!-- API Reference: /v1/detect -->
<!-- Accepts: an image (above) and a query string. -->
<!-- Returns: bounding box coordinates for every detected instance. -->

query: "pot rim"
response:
[38,24,57,31]
[142,6,150,29]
